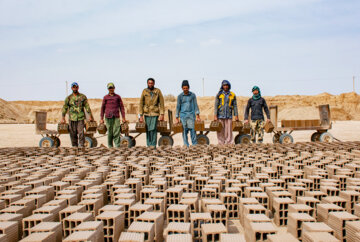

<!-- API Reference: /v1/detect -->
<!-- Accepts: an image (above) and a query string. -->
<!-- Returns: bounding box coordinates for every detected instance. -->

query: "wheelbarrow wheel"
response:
[280,133,294,144]
[120,136,134,148]
[92,138,98,147]
[311,132,321,142]
[236,134,251,144]
[128,136,136,146]
[197,134,210,145]
[39,137,54,147]
[158,136,174,146]
[52,137,61,147]
[234,134,241,144]
[84,136,94,148]
[320,132,333,142]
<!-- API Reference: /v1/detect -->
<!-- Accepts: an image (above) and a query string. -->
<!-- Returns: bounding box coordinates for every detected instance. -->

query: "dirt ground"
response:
[0,121,359,148]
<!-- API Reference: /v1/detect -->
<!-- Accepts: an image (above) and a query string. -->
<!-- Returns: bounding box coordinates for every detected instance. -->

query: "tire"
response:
[197,134,210,145]
[84,136,94,148]
[52,137,61,147]
[320,132,333,143]
[120,136,133,148]
[234,134,241,144]
[272,133,280,144]
[237,134,251,144]
[128,136,136,147]
[39,137,54,147]
[158,136,174,146]
[279,133,294,144]
[311,132,321,142]
[92,138,98,147]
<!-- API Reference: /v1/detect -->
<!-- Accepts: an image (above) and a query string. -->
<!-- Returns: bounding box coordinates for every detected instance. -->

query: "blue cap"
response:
[71,82,79,87]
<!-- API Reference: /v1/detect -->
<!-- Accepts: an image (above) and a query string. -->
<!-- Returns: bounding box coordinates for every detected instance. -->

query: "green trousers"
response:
[105,117,121,148]
[145,116,158,148]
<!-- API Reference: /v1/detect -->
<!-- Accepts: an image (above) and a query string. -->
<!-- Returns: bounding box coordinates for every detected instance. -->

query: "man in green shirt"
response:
[139,78,165,148]
[61,82,94,147]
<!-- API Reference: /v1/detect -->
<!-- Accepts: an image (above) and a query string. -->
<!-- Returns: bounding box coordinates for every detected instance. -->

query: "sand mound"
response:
[3,92,360,123]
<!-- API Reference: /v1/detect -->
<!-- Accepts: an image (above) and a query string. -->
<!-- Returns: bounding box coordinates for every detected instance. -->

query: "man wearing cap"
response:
[139,78,165,148]
[61,82,94,147]
[176,80,201,147]
[214,80,239,145]
[100,82,127,148]
[244,86,270,143]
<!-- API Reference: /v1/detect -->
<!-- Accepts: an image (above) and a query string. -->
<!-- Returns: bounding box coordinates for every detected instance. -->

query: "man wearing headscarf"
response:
[244,86,270,143]
[214,80,239,144]
[61,82,94,147]
[139,78,165,148]
[176,80,201,147]
[100,82,127,148]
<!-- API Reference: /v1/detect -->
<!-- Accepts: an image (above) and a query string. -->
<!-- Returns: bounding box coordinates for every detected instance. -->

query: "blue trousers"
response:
[182,127,197,147]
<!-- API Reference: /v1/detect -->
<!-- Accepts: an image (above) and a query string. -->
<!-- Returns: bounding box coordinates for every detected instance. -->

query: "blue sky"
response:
[0,0,359,100]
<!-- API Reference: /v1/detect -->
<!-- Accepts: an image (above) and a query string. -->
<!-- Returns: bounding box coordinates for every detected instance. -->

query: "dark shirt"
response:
[100,94,125,119]
[244,97,270,121]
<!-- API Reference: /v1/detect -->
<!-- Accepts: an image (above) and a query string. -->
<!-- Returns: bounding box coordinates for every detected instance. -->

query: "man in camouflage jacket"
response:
[61,82,94,147]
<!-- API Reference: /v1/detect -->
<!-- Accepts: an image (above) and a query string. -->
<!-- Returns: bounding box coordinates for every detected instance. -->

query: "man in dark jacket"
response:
[244,86,270,143]
[100,82,127,148]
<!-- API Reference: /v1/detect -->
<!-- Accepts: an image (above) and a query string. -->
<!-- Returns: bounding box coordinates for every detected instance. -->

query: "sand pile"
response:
[3,92,360,123]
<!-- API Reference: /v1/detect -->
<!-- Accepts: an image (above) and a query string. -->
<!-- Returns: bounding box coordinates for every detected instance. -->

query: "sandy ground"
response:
[0,121,359,148]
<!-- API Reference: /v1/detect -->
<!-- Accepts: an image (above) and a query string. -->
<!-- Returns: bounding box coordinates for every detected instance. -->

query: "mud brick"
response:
[201,223,227,242]
[125,179,142,202]
[0,213,23,239]
[165,187,183,206]
[19,232,56,242]
[201,199,223,213]
[302,232,339,242]
[190,213,212,241]
[345,220,360,242]
[10,199,36,217]
[207,204,228,228]
[304,191,327,201]
[144,199,165,213]
[113,199,136,228]
[316,204,344,223]
[62,212,93,238]
[22,214,53,237]
[59,205,86,222]
[327,211,359,241]
[244,187,263,198]
[302,222,334,237]
[320,186,340,197]
[219,233,246,242]
[164,222,191,240]
[233,184,247,198]
[194,177,209,193]
[288,186,306,202]
[98,205,124,214]
[242,204,267,226]
[0,200,5,210]
[78,199,102,217]
[289,204,315,217]
[322,196,347,209]
[167,205,189,223]
[0,221,18,242]
[166,234,192,242]
[140,188,157,204]
[55,194,77,206]
[287,213,316,239]
[268,179,285,188]
[95,209,126,242]
[63,230,97,242]
[355,203,360,217]
[246,222,277,242]
[128,222,155,242]
[267,232,299,242]
[152,180,167,193]
[43,199,67,211]
[308,175,323,191]
[114,193,136,201]
[201,188,218,199]
[73,221,103,242]
[250,192,269,210]
[63,186,83,203]
[1,205,29,218]
[119,232,145,242]
[29,222,62,242]
[33,205,62,221]
[243,214,271,232]
[129,204,153,225]
[272,197,295,227]
[339,190,360,214]
[180,197,199,213]
[136,212,164,242]
[225,187,242,198]
[180,180,195,193]
[1,195,21,208]
[297,197,320,213]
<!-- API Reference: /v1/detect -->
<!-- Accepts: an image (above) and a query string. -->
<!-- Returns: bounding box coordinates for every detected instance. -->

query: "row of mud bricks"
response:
[0,141,360,241]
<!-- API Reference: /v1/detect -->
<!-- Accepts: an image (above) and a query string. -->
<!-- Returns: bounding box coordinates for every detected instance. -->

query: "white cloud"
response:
[175,38,185,44]
[200,38,222,47]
